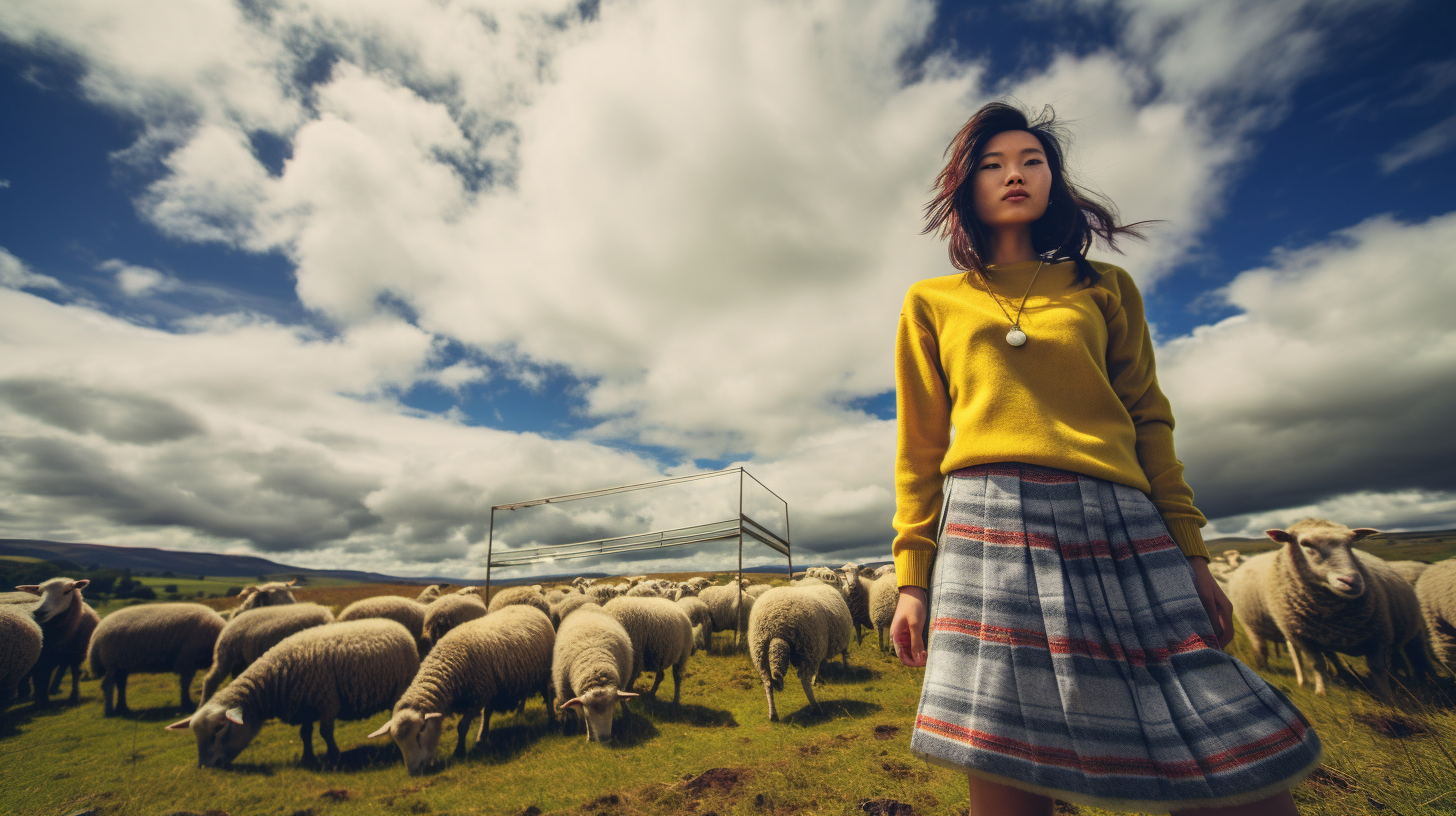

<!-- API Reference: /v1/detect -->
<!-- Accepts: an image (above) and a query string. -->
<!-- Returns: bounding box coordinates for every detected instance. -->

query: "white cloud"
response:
[98,259,176,297]
[1379,113,1456,173]
[0,246,64,291]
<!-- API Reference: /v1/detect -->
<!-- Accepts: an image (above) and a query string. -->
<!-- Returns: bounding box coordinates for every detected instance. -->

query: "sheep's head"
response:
[167,703,259,768]
[561,687,638,742]
[1267,519,1379,599]
[369,707,443,775]
[16,577,88,624]
[238,580,297,611]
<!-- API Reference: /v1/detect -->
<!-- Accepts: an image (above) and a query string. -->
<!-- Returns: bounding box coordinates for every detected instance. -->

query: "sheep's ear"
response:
[15,585,40,595]
[225,707,245,725]
[286,578,297,586]
[1265,529,1295,545]
[423,712,444,721]
[165,717,194,731]
[561,697,584,710]
[1351,528,1380,541]
[366,719,394,739]
[615,691,640,701]
[72,579,90,591]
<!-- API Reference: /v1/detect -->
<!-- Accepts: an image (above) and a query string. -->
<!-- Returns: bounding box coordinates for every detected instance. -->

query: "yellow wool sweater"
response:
[893,259,1209,589]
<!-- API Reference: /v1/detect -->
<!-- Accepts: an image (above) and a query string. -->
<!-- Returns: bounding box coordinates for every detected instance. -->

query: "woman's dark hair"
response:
[923,101,1152,287]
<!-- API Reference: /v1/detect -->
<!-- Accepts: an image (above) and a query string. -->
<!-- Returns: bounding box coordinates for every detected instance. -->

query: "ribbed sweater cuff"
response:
[895,548,935,589]
[1164,517,1210,561]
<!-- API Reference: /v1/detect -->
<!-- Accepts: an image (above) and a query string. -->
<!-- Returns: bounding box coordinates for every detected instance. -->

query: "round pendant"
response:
[1006,328,1027,347]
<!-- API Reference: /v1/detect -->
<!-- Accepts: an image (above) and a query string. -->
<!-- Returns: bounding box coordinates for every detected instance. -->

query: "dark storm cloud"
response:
[0,378,204,444]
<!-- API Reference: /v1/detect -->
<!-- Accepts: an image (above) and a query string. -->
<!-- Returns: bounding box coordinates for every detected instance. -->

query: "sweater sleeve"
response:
[1103,269,1211,561]
[892,294,951,589]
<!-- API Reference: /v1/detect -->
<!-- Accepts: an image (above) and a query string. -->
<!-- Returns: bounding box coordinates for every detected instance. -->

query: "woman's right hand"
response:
[890,586,929,667]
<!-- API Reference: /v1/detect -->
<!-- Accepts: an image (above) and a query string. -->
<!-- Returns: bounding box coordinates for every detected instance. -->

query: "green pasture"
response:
[4,613,1456,816]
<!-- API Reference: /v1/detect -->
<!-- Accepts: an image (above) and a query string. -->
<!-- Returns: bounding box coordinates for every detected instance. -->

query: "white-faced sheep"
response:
[603,597,694,703]
[1228,519,1421,696]
[550,593,597,629]
[487,585,551,617]
[421,594,487,651]
[1415,559,1456,671]
[869,572,899,652]
[88,602,227,715]
[234,580,297,613]
[416,585,446,604]
[803,567,837,583]
[747,581,855,721]
[337,596,428,654]
[1387,561,1430,585]
[202,603,336,702]
[15,577,99,705]
[873,564,895,579]
[0,605,42,720]
[625,581,666,598]
[552,606,637,742]
[167,619,418,768]
[676,595,713,652]
[835,565,873,645]
[368,605,556,774]
[699,583,755,649]
[585,583,621,605]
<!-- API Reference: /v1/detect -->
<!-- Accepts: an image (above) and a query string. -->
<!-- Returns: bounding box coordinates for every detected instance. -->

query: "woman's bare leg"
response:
[1172,789,1299,816]
[968,774,1053,816]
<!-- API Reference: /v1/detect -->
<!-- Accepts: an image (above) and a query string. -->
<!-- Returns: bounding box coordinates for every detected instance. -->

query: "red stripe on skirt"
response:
[942,523,1176,559]
[931,617,1218,665]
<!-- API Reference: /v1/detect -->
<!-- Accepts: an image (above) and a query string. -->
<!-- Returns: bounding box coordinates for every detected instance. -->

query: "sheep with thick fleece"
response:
[869,572,899,652]
[747,581,854,721]
[337,596,428,654]
[699,583,754,648]
[585,583,621,605]
[202,603,336,702]
[88,602,225,715]
[1387,561,1430,585]
[368,606,556,774]
[416,585,445,604]
[1415,559,1456,671]
[236,580,297,612]
[836,565,873,644]
[676,595,713,651]
[16,577,98,705]
[167,619,418,767]
[487,585,551,617]
[0,605,42,720]
[550,593,597,629]
[1228,519,1418,696]
[552,606,637,742]
[421,594,487,651]
[603,597,694,703]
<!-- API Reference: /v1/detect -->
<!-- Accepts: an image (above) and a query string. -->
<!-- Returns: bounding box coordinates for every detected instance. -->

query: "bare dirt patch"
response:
[859,799,913,816]
[872,724,900,740]
[1353,713,1433,739]
[682,767,750,797]
[1304,765,1354,793]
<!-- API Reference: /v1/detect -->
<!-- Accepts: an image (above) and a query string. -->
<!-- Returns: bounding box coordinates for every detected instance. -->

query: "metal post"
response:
[736,468,745,649]
[484,506,495,603]
[784,496,793,581]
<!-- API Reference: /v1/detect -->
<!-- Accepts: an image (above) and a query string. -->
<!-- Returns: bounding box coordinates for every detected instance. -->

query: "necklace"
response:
[981,260,1045,346]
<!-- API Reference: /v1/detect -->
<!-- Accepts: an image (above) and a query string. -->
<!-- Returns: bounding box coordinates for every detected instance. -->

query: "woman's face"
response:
[971,129,1052,230]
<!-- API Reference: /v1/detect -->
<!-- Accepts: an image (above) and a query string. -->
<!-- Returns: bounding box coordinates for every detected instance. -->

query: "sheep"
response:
[201,603,336,702]
[585,583,621,605]
[15,577,99,706]
[487,585,551,617]
[337,596,428,654]
[803,567,837,583]
[744,583,772,601]
[602,597,694,703]
[699,583,755,649]
[552,605,637,742]
[550,593,597,629]
[416,585,446,604]
[1415,559,1456,671]
[869,572,899,652]
[420,594,488,651]
[625,581,666,598]
[368,606,556,773]
[545,589,568,605]
[88,602,226,715]
[1227,519,1420,696]
[0,605,42,720]
[1387,561,1430,585]
[873,564,895,579]
[746,581,855,721]
[676,595,713,651]
[235,580,297,613]
[836,565,873,644]
[0,591,40,606]
[166,619,418,768]
[571,576,595,589]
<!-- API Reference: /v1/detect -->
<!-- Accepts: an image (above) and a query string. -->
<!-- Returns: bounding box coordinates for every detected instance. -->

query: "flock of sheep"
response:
[3,519,1455,775]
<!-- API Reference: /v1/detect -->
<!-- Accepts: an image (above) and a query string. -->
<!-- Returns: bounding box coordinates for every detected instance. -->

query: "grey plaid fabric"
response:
[910,463,1321,811]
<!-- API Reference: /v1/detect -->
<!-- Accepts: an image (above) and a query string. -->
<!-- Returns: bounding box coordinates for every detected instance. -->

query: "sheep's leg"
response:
[1246,630,1268,669]
[29,665,50,708]
[799,662,820,711]
[1366,646,1392,698]
[456,711,476,755]
[178,669,196,710]
[100,672,115,716]
[762,677,778,722]
[671,662,684,705]
[201,664,226,705]
[67,663,81,703]
[475,709,491,746]
[114,671,130,715]
[543,687,556,725]
[1301,644,1331,696]
[1280,633,1307,688]
[648,669,665,697]
[320,719,340,768]
[299,721,317,766]
[842,649,849,670]
[48,665,63,695]
[877,626,886,653]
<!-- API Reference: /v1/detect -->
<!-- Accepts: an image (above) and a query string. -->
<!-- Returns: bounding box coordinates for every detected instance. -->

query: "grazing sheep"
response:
[421,594,487,651]
[236,580,297,613]
[1228,519,1419,696]
[625,581,666,598]
[167,619,419,768]
[571,577,595,589]
[552,606,637,742]
[1387,561,1431,585]
[699,583,754,649]
[0,605,42,719]
[89,603,226,715]
[869,572,899,652]
[873,564,895,578]
[368,606,556,773]
[676,596,713,651]
[803,567,838,583]
[585,583,621,605]
[603,597,694,703]
[416,585,445,604]
[744,583,772,601]
[550,593,597,629]
[836,565,873,644]
[0,591,40,606]
[747,582,855,721]
[1415,559,1456,671]
[337,596,428,654]
[487,585,551,617]
[545,589,568,605]
[202,603,336,702]
[15,578,98,705]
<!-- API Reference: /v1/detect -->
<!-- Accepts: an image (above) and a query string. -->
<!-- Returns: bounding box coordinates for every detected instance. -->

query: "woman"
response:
[887,103,1320,815]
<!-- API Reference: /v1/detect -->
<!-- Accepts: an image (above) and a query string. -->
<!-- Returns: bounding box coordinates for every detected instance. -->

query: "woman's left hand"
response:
[1189,557,1234,649]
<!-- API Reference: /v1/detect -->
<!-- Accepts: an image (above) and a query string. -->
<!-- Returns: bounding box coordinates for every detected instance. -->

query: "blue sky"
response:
[1,0,1454,578]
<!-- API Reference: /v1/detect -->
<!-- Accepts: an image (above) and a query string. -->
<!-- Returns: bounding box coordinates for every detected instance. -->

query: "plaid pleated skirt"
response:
[910,463,1321,812]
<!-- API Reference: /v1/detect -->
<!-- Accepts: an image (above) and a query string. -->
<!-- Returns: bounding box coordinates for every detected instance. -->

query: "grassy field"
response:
[4,559,1455,816]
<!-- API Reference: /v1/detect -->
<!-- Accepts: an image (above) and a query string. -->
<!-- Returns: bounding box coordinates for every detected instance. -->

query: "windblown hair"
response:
[923,101,1152,287]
